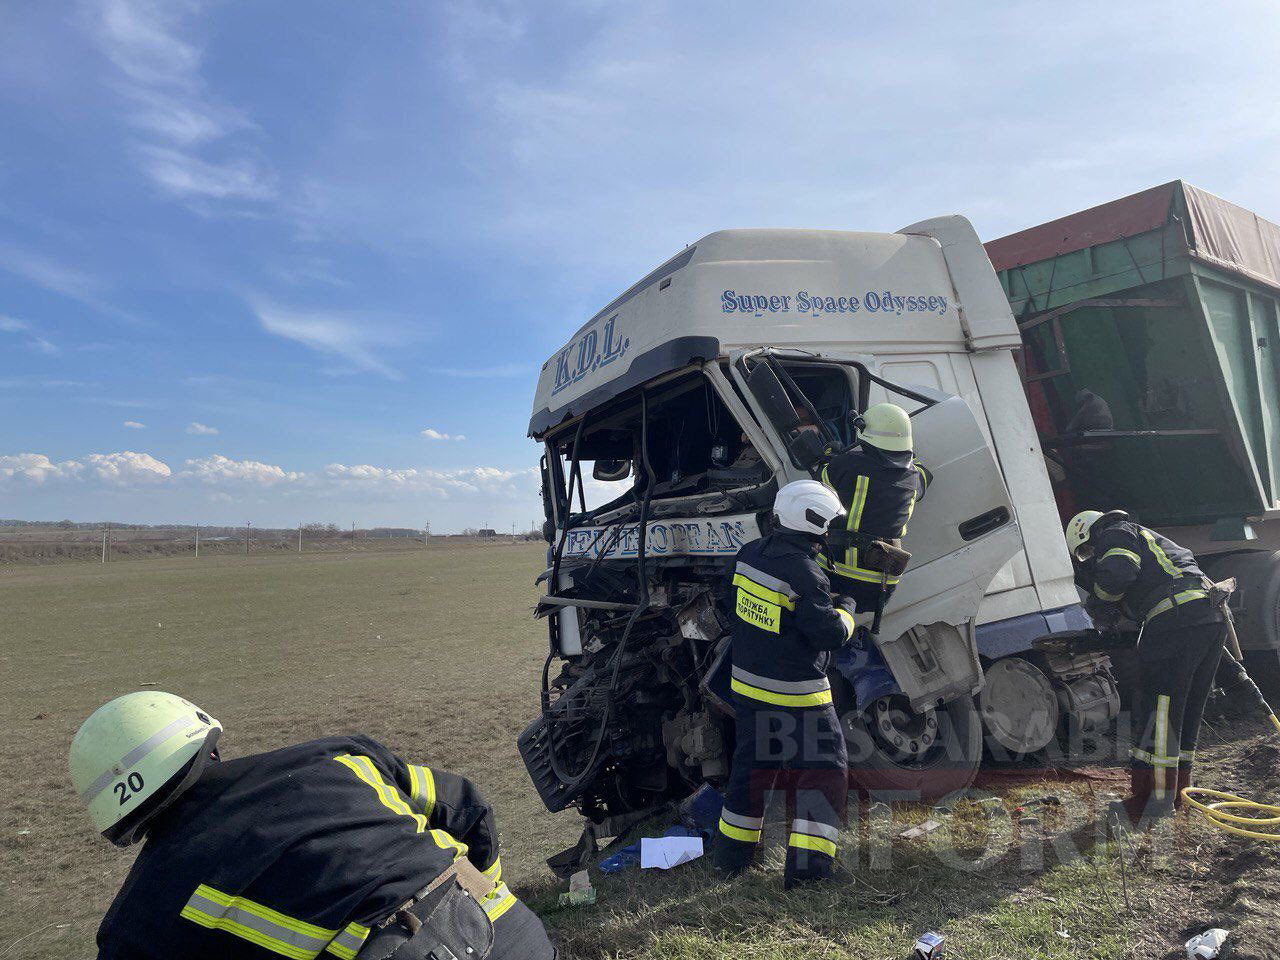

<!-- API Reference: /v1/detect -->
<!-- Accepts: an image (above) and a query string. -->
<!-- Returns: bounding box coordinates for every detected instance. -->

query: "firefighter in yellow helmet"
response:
[1065,510,1226,829]
[816,402,931,621]
[71,691,556,960]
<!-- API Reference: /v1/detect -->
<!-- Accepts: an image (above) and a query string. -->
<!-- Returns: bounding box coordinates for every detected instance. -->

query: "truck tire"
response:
[835,678,983,802]
[1199,550,1280,706]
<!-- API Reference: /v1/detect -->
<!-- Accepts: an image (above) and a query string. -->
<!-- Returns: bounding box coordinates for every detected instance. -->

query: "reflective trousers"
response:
[1131,619,1225,804]
[712,698,848,884]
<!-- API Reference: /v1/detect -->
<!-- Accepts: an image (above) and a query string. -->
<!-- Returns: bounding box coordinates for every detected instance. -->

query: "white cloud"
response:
[421,428,466,441]
[186,421,218,435]
[82,451,172,484]
[0,245,141,326]
[141,146,275,202]
[253,302,406,379]
[324,463,538,500]
[89,0,274,208]
[182,455,303,484]
[0,315,60,354]
[122,420,146,429]
[0,453,82,484]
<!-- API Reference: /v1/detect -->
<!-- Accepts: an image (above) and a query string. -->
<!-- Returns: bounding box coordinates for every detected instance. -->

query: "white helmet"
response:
[859,402,913,452]
[775,479,846,536]
[1065,510,1104,560]
[69,691,222,845]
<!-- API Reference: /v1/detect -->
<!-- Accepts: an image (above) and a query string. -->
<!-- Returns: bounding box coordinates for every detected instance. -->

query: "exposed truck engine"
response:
[520,220,1121,823]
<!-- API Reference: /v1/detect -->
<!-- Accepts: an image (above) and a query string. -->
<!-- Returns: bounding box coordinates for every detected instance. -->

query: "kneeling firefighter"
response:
[71,691,556,960]
[712,480,858,888]
[817,402,929,633]
[1065,510,1226,828]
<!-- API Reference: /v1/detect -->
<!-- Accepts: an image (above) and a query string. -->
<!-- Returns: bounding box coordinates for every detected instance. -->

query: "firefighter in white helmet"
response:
[711,480,858,888]
[71,691,557,960]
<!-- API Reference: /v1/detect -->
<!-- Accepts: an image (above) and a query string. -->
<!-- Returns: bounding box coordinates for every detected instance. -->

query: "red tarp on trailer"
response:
[985,182,1179,272]
[986,180,1280,294]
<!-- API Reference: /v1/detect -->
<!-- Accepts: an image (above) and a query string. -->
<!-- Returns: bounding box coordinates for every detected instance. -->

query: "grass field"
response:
[2,544,1277,959]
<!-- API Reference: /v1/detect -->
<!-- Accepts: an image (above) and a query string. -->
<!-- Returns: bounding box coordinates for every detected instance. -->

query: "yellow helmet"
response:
[69,691,221,845]
[1064,510,1104,560]
[859,402,913,452]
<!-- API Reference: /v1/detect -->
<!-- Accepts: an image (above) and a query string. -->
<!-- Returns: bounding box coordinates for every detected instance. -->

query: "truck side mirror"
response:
[787,430,826,470]
[592,459,631,482]
[746,363,801,432]
[746,362,824,470]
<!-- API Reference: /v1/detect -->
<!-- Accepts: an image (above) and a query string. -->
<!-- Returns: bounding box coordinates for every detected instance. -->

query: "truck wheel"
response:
[1199,550,1280,706]
[836,684,983,802]
[978,656,1060,758]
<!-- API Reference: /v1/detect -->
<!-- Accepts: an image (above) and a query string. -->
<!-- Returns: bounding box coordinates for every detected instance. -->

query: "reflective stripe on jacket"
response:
[817,443,928,586]
[1084,521,1219,629]
[97,736,505,960]
[727,531,854,708]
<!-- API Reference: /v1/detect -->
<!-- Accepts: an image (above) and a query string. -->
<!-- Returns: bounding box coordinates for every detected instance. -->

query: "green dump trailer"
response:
[986,180,1280,695]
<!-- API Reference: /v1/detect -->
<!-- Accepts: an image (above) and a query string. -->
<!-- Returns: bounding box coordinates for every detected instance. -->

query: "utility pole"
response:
[298,524,303,554]
[246,521,251,558]
[101,528,108,564]
[195,525,200,559]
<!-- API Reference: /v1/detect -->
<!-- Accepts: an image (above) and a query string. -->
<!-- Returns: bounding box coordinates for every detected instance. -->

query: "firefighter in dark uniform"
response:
[816,402,930,619]
[1065,510,1227,828]
[711,480,857,888]
[69,691,556,960]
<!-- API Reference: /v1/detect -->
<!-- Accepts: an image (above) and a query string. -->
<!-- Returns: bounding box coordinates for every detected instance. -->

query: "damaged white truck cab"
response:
[521,218,1119,819]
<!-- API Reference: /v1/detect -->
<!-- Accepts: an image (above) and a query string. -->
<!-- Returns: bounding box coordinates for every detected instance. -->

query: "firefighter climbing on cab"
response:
[817,401,930,633]
[712,480,858,889]
[1065,510,1227,831]
[71,691,557,960]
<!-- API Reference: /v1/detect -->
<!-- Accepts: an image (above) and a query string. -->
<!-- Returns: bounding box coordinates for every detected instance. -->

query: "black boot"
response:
[1108,766,1174,833]
[1175,765,1193,811]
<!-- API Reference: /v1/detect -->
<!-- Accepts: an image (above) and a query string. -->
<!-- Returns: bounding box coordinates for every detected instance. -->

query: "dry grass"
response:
[1,543,1277,959]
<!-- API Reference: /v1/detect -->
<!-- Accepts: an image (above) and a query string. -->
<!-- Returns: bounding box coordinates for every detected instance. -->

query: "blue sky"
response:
[2,1,1277,531]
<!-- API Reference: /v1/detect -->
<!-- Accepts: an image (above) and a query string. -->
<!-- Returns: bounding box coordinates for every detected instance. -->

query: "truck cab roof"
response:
[529,220,1020,438]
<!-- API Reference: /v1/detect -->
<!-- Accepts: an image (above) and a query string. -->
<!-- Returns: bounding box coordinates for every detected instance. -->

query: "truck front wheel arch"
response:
[833,674,983,803]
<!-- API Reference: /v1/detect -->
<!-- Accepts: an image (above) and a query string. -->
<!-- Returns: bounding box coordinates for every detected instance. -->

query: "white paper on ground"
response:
[640,836,704,869]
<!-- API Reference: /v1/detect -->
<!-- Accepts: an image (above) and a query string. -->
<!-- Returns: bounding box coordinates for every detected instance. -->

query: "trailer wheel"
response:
[836,682,983,802]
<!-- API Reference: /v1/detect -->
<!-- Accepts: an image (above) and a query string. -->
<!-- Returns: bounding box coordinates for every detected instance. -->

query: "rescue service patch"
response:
[736,588,781,633]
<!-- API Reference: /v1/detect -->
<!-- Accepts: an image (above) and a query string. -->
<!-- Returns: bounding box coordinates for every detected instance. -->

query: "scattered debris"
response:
[899,820,942,840]
[16,830,30,836]
[640,834,703,869]
[556,870,597,907]
[677,784,723,834]
[911,931,944,958]
[597,841,641,874]
[1185,928,1230,959]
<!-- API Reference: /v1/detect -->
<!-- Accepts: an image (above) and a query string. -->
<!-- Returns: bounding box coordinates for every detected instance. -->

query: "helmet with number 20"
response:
[69,691,222,845]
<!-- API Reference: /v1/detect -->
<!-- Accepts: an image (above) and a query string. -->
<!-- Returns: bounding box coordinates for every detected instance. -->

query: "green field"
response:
[1,545,1275,959]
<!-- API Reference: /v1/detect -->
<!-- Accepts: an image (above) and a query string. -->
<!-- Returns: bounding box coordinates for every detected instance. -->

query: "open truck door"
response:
[878,391,1022,706]
[733,350,1022,797]
[841,391,1023,799]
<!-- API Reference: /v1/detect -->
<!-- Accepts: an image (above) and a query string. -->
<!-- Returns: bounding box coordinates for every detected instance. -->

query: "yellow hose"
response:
[1181,714,1280,842]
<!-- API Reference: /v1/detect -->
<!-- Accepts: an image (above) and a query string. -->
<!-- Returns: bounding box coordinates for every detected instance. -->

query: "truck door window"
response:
[776,362,858,447]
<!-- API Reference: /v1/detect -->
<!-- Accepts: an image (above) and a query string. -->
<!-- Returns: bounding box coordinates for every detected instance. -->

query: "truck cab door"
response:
[874,390,1024,705]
